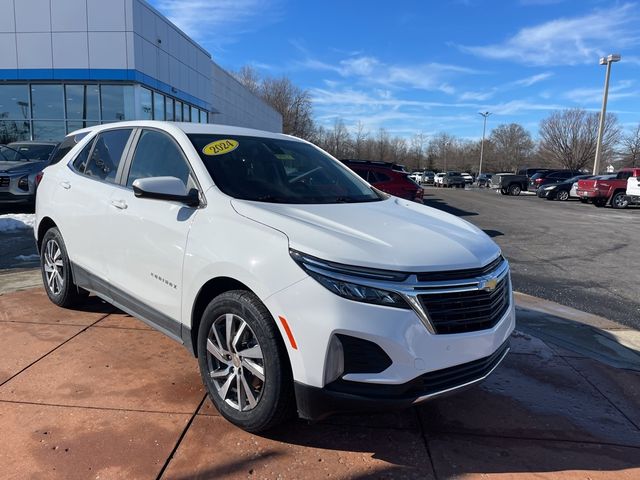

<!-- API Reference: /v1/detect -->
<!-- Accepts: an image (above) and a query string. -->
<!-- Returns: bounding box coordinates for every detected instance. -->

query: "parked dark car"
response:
[476,173,493,187]
[0,141,59,205]
[490,173,528,196]
[441,171,465,188]
[342,159,424,202]
[536,175,594,200]
[529,170,584,192]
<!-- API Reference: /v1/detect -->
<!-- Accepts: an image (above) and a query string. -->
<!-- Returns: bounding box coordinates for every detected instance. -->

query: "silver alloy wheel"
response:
[206,313,265,411]
[557,190,569,201]
[613,193,628,208]
[43,239,64,295]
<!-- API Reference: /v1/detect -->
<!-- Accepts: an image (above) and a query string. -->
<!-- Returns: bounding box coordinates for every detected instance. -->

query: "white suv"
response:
[36,121,514,432]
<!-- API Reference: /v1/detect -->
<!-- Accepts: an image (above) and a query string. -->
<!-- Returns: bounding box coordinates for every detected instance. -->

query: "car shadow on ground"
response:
[422,196,478,217]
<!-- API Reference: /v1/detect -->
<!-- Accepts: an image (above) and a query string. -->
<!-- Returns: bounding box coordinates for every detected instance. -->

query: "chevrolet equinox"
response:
[36,121,514,432]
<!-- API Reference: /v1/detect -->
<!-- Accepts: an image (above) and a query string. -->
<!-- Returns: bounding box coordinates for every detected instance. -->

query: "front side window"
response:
[126,130,192,188]
[188,134,382,204]
[82,129,132,182]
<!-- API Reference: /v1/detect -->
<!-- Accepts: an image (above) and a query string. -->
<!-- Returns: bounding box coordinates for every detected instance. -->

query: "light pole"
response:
[478,111,491,177]
[593,54,621,175]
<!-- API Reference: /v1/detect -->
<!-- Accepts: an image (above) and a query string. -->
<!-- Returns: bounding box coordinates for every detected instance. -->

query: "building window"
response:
[140,87,152,120]
[0,85,30,120]
[101,85,134,122]
[200,110,207,124]
[153,92,165,121]
[32,121,66,141]
[175,101,183,122]
[31,85,64,119]
[0,121,30,143]
[65,84,100,125]
[166,97,175,121]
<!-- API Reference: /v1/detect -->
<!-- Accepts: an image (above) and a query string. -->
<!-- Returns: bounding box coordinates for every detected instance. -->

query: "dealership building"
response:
[0,0,282,143]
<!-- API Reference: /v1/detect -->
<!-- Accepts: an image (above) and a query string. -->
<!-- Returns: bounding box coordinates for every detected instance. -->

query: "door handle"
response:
[111,199,128,210]
[60,181,71,190]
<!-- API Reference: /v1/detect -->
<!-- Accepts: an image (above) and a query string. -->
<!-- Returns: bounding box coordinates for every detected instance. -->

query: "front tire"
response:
[509,184,521,196]
[197,291,294,432]
[556,190,569,201]
[40,227,86,307]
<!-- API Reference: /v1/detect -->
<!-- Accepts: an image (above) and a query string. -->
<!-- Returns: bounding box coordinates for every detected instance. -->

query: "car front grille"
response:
[418,274,510,334]
[0,176,9,187]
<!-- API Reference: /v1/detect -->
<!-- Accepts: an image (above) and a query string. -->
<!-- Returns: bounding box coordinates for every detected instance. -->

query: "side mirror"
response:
[132,176,200,207]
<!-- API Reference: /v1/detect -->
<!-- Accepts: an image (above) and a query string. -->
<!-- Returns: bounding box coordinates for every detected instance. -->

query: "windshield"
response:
[189,134,382,204]
[5,143,55,161]
[0,145,29,162]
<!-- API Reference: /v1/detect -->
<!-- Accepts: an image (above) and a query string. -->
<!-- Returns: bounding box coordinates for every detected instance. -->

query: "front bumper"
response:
[0,191,34,204]
[264,261,516,418]
[295,339,510,420]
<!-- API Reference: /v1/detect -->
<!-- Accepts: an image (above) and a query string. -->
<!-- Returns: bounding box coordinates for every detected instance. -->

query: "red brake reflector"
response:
[278,316,298,350]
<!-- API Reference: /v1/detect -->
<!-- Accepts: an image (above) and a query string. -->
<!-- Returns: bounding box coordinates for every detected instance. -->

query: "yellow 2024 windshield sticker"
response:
[202,139,239,156]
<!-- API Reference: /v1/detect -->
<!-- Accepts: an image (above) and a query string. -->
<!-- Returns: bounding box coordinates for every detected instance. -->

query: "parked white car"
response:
[461,172,473,185]
[434,172,445,187]
[625,172,640,205]
[35,121,514,432]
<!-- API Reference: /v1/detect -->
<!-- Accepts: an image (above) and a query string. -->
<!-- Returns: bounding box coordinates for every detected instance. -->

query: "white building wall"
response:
[210,63,282,133]
[0,0,282,132]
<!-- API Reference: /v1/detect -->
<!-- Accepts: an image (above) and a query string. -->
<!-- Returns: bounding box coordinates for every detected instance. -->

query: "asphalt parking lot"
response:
[423,187,640,329]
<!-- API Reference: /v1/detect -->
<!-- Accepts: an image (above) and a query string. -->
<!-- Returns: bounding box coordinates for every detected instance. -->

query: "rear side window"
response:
[72,139,95,173]
[617,171,632,180]
[83,129,133,183]
[372,171,390,182]
[126,129,192,188]
[49,133,88,165]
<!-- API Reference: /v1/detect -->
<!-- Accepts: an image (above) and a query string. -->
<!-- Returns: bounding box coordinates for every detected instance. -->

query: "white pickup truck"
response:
[625,172,640,206]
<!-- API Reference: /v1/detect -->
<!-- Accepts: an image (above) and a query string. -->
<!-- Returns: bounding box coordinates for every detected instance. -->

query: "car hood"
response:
[0,161,46,174]
[231,197,500,272]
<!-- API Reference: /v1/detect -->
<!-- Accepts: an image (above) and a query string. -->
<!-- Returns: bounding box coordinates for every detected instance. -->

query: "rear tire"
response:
[611,192,628,209]
[40,227,86,308]
[197,290,294,432]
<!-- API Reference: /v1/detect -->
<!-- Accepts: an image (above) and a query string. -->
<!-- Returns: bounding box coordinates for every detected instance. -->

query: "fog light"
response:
[324,335,344,384]
[18,176,29,191]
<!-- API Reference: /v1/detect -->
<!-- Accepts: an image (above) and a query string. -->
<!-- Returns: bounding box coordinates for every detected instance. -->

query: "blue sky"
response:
[149,0,640,140]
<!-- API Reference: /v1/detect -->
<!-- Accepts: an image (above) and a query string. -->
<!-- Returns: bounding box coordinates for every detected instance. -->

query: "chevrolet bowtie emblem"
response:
[482,278,498,292]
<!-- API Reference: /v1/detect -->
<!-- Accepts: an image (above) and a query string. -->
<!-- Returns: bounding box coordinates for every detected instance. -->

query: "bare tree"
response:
[233,67,315,139]
[234,65,261,95]
[621,124,640,167]
[489,123,534,172]
[353,121,368,159]
[539,108,621,171]
[326,118,351,159]
[375,128,390,161]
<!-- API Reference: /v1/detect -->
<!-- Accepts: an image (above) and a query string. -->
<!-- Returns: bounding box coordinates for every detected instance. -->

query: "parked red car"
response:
[341,159,424,202]
[576,168,640,208]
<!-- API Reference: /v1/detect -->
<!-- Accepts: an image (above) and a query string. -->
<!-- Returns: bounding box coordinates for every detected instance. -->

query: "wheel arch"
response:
[36,216,58,252]
[189,276,255,357]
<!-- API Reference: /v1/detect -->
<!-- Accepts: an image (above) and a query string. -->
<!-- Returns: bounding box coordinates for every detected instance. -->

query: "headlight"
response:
[18,176,29,191]
[289,249,410,309]
[544,185,555,190]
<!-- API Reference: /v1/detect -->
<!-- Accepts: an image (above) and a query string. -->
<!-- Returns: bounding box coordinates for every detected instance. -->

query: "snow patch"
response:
[15,254,39,261]
[0,214,36,232]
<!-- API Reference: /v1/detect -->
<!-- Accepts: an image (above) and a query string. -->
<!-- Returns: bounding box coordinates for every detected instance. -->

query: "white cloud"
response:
[460,3,639,65]
[150,0,280,51]
[512,72,554,87]
[564,80,637,104]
